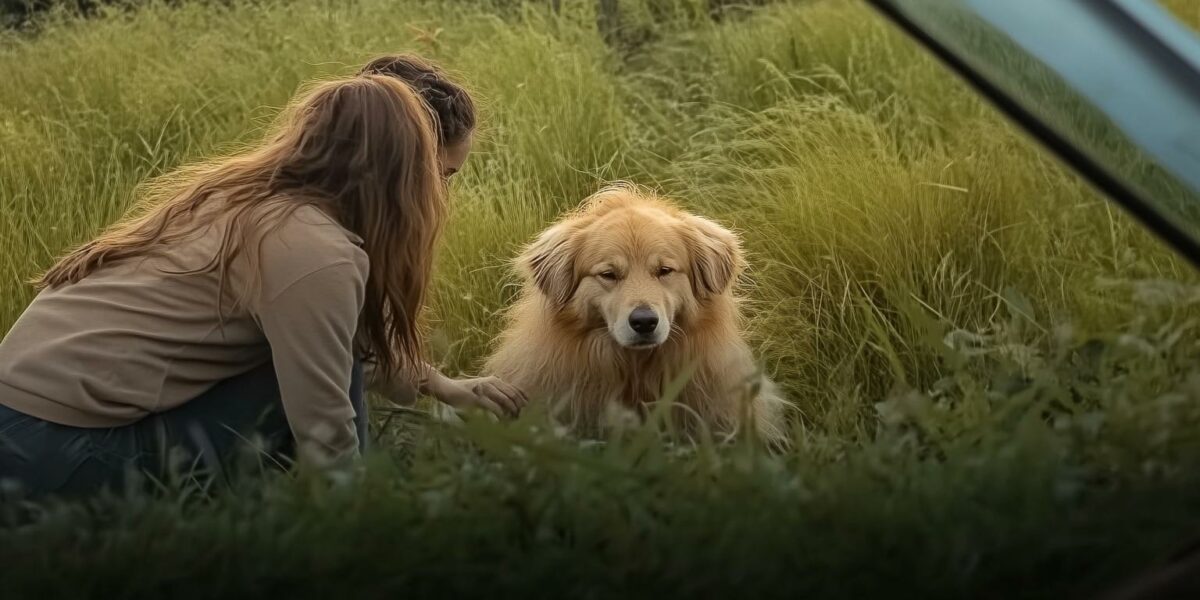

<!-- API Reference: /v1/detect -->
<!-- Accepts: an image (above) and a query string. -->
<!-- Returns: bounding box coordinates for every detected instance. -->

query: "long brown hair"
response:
[37,74,448,378]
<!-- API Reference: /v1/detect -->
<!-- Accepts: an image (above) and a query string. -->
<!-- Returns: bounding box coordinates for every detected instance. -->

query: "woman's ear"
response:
[519,220,582,306]
[683,214,744,299]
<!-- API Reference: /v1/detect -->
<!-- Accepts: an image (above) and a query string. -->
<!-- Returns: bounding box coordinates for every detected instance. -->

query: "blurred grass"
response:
[3,0,1200,597]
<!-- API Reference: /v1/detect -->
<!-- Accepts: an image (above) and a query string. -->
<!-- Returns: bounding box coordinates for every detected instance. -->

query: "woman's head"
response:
[358,54,477,177]
[39,72,455,377]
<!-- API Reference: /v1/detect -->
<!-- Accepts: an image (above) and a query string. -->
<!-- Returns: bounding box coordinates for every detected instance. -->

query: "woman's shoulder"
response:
[256,202,365,258]
[249,200,369,296]
[280,203,364,247]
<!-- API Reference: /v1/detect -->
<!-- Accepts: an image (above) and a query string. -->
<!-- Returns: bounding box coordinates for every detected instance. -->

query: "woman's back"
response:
[0,201,368,444]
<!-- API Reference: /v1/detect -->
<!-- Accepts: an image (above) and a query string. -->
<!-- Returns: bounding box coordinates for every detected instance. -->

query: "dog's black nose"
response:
[628,306,659,334]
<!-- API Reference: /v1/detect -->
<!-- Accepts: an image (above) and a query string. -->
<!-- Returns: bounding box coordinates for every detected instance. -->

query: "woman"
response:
[0,55,524,497]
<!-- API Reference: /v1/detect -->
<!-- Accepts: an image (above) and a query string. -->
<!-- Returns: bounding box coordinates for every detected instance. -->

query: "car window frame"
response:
[866,0,1200,269]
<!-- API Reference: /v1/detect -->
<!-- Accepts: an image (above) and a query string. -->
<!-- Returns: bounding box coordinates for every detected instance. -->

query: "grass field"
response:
[3,0,1200,597]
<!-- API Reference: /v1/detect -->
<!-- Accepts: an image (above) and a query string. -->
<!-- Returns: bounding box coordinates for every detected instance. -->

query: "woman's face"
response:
[440,135,473,180]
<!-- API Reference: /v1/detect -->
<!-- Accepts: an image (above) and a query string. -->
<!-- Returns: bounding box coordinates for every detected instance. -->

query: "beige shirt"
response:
[0,201,368,464]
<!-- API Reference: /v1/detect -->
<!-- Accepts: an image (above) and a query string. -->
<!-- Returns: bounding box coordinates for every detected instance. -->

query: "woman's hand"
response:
[426,371,528,419]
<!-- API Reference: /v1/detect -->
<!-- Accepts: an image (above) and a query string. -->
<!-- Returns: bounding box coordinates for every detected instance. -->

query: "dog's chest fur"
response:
[555,333,718,420]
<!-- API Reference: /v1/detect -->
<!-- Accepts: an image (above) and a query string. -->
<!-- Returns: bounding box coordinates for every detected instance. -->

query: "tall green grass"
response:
[2,0,1200,597]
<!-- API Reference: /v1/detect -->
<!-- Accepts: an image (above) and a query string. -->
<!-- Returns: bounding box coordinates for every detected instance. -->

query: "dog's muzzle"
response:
[615,304,668,349]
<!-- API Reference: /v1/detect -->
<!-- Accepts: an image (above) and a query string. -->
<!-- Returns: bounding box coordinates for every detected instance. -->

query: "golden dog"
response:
[485,184,788,443]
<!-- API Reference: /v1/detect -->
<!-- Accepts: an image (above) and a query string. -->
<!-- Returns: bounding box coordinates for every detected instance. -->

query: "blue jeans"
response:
[0,360,367,498]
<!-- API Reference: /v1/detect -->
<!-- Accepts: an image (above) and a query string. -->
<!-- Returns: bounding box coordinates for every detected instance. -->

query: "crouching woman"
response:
[0,58,524,497]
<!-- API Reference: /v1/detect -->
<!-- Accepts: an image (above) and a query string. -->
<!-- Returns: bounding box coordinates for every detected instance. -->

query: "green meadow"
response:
[2,1,1199,597]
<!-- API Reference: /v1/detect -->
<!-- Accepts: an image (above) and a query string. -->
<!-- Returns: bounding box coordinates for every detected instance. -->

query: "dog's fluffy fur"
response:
[485,184,788,443]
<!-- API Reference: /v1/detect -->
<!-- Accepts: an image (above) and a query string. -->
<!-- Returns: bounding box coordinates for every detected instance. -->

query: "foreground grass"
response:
[4,414,1199,599]
[2,0,1200,597]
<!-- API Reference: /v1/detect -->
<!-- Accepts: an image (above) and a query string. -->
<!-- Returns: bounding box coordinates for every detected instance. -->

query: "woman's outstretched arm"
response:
[363,359,526,418]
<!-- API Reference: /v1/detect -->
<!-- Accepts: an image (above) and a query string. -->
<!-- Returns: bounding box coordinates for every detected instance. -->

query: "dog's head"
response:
[519,184,744,350]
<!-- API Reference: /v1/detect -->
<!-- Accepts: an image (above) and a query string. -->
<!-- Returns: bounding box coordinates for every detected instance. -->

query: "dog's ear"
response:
[519,221,582,306]
[683,215,744,299]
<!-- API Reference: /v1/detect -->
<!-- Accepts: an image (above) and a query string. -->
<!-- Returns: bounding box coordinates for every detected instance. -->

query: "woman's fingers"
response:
[469,392,506,419]
[492,379,528,410]
[480,382,518,417]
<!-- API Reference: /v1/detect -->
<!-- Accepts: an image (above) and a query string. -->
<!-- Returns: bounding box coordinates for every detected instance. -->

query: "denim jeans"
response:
[0,359,367,498]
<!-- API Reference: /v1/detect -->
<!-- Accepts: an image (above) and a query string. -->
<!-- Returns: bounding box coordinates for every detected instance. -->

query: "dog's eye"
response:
[598,271,618,281]
[656,266,674,277]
